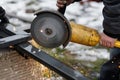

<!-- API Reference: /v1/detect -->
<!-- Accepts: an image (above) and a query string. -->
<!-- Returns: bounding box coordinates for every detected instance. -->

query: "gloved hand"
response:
[56,0,74,8]
[0,6,9,23]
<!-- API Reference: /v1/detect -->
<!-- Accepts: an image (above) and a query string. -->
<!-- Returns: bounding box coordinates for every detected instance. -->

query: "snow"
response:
[0,0,109,61]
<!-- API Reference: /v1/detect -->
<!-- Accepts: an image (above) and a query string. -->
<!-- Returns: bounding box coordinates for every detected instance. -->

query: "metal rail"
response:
[0,24,89,80]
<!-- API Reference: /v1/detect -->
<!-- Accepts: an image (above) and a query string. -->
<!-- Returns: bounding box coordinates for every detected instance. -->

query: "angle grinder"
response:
[31,4,120,48]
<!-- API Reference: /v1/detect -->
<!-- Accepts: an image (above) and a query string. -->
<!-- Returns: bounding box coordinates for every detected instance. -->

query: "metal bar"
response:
[0,34,31,48]
[0,30,9,38]
[4,24,30,35]
[0,24,89,80]
[15,42,89,80]
[0,24,31,48]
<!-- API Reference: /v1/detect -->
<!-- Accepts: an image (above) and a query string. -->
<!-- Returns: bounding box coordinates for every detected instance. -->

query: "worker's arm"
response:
[100,0,120,48]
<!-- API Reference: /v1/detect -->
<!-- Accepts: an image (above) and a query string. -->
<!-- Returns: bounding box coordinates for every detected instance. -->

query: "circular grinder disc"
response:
[31,10,71,48]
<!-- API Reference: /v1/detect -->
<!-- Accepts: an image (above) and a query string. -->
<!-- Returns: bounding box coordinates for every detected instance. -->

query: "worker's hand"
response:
[56,0,74,8]
[100,33,116,48]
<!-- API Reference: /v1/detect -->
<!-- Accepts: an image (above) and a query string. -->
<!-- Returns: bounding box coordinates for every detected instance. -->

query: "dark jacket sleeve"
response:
[103,0,120,39]
[0,6,9,23]
[0,6,5,19]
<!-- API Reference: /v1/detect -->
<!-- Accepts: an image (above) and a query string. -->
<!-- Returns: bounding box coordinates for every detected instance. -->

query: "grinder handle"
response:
[58,4,67,15]
[115,40,120,48]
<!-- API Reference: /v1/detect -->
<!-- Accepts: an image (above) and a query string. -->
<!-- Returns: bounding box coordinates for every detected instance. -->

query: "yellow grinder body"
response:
[70,22,120,48]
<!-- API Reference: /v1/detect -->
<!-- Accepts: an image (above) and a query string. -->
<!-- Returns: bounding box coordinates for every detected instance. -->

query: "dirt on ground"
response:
[0,49,50,80]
